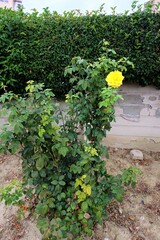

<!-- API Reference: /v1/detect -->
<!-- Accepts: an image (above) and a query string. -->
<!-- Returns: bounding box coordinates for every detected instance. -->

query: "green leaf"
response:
[85,228,92,236]
[54,185,61,193]
[46,198,55,208]
[9,141,20,154]
[61,192,66,199]
[38,127,45,138]
[40,169,46,178]
[42,183,48,189]
[59,147,68,157]
[14,122,23,134]
[59,175,64,181]
[51,180,58,185]
[57,194,62,201]
[115,194,123,202]
[57,230,63,238]
[31,171,39,178]
[80,159,88,166]
[78,213,84,220]
[81,201,88,212]
[0,130,13,142]
[36,157,45,171]
[36,203,48,215]
[59,181,66,186]
[96,210,102,218]
[37,216,49,231]
[70,202,76,210]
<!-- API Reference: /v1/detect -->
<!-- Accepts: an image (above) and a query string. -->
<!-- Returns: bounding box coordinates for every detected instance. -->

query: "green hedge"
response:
[0,8,160,97]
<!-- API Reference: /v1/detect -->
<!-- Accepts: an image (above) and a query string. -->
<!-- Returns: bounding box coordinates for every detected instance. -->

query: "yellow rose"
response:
[106,70,124,88]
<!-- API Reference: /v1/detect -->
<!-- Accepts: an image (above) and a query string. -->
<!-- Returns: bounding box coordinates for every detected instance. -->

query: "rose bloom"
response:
[106,70,124,88]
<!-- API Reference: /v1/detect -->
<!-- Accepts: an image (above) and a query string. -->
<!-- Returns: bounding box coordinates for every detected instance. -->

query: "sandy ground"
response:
[0,148,159,240]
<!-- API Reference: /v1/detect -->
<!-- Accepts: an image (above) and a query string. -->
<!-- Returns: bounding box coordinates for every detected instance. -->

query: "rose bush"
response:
[0,42,140,239]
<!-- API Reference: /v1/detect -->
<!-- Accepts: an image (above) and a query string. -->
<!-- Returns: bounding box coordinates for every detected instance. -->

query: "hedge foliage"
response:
[0,7,160,96]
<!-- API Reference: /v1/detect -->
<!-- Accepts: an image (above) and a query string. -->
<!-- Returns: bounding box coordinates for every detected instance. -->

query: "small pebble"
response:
[130,149,144,160]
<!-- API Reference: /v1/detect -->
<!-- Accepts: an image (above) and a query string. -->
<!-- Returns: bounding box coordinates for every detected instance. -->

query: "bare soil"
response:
[0,148,159,240]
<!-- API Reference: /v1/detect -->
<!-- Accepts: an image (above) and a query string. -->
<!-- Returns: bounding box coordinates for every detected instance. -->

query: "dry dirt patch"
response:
[0,148,159,240]
[104,148,160,240]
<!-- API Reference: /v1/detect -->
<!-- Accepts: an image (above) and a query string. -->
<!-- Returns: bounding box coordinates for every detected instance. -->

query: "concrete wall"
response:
[104,84,160,152]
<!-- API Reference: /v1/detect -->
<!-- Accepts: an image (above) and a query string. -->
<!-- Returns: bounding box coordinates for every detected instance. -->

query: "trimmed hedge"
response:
[0,8,160,96]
